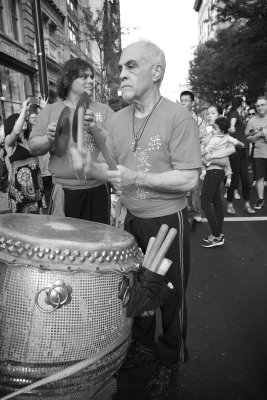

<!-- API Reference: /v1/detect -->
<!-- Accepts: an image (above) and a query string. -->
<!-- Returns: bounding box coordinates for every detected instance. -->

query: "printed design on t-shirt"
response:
[135,134,162,200]
[137,150,151,172]
[136,187,149,199]
[84,112,103,152]
[94,112,103,122]
[84,133,95,152]
[148,135,161,151]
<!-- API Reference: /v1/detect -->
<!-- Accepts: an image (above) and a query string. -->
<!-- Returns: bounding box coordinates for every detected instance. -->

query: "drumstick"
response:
[77,106,84,152]
[149,228,177,272]
[143,224,169,269]
[90,125,117,171]
[143,237,155,266]
[156,258,172,276]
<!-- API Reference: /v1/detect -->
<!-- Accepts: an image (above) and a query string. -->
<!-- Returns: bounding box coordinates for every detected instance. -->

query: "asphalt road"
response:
[115,185,267,400]
[0,185,266,400]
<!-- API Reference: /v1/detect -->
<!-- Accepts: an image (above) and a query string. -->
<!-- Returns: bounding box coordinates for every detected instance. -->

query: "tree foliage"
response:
[188,0,267,106]
[80,0,121,103]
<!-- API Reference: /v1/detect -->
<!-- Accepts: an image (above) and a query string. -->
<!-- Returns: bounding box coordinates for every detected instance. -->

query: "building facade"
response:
[0,0,121,121]
[193,0,229,44]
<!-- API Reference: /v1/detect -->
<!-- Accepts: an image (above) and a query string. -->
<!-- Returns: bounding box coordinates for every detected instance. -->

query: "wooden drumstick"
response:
[143,224,169,269]
[149,228,177,272]
[90,125,117,170]
[156,258,172,276]
[77,106,84,152]
[143,237,155,266]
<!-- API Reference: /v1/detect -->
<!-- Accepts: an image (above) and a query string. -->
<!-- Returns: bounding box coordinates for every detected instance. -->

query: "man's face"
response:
[180,95,193,112]
[71,68,94,97]
[247,109,256,119]
[118,44,154,103]
[256,99,267,117]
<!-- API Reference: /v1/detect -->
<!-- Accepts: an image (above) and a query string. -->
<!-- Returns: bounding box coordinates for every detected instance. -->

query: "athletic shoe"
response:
[146,364,179,399]
[254,199,265,209]
[203,233,224,243]
[202,235,224,248]
[234,190,241,199]
[202,234,213,244]
[244,204,256,214]
[251,181,256,187]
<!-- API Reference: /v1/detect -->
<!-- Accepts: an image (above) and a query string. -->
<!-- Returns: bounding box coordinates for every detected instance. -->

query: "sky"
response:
[119,0,199,101]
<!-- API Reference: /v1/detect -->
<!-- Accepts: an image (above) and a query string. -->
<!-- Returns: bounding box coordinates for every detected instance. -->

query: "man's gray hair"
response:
[131,40,166,85]
[256,96,267,102]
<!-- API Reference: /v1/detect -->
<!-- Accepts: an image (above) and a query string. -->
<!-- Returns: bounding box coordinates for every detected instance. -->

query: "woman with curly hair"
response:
[4,99,44,213]
[28,58,114,222]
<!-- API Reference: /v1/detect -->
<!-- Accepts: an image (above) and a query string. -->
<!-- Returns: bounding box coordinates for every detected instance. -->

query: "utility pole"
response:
[32,0,48,98]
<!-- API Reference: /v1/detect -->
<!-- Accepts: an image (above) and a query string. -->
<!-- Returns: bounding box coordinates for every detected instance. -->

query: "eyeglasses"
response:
[248,112,256,116]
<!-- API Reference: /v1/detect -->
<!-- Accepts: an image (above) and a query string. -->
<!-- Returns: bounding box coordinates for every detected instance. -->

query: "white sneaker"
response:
[234,190,241,200]
[251,181,256,187]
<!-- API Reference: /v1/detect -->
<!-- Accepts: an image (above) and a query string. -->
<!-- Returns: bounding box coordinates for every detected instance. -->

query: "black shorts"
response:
[254,158,267,180]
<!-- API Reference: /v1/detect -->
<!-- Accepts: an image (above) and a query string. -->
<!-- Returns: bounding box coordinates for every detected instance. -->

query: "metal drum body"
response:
[0,214,140,399]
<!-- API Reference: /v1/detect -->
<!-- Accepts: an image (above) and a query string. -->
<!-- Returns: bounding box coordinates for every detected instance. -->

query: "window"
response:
[0,0,4,32]
[9,0,19,41]
[67,0,77,12]
[49,22,56,39]
[0,65,33,116]
[68,19,78,44]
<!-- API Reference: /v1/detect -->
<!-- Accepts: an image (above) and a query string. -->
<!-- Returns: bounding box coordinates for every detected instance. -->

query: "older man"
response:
[64,40,201,398]
[100,41,200,399]
[246,96,267,209]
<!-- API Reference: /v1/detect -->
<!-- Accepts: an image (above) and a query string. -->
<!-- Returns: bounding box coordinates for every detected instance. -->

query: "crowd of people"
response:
[0,39,267,399]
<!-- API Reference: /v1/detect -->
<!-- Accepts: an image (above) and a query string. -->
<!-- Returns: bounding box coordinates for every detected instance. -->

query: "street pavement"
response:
[115,186,267,400]
[0,186,267,400]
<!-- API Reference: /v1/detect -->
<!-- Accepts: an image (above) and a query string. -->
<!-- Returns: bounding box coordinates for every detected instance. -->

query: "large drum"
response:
[0,214,140,399]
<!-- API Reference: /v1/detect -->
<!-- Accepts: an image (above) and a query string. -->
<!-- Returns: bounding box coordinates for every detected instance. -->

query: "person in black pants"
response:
[226,97,255,214]
[77,40,202,399]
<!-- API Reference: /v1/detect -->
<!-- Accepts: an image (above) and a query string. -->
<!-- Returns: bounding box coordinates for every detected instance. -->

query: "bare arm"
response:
[209,143,236,160]
[5,99,29,148]
[229,117,237,133]
[246,131,265,143]
[28,134,53,156]
[107,166,199,194]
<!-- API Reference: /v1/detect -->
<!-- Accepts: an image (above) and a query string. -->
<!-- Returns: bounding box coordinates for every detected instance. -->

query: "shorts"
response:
[254,158,267,180]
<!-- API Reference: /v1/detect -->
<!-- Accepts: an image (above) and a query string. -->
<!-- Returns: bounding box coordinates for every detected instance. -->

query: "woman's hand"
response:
[21,98,31,113]
[39,95,49,110]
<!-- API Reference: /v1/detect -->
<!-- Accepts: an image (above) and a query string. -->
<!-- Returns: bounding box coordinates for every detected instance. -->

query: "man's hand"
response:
[107,165,137,192]
[47,121,57,144]
[84,109,96,131]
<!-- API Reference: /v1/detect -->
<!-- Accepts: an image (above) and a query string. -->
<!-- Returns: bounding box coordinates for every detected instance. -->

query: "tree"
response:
[80,0,121,103]
[188,0,267,105]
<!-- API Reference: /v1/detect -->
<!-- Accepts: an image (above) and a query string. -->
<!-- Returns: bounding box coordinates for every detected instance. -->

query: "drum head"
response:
[0,214,139,270]
[72,92,90,143]
[55,106,71,157]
